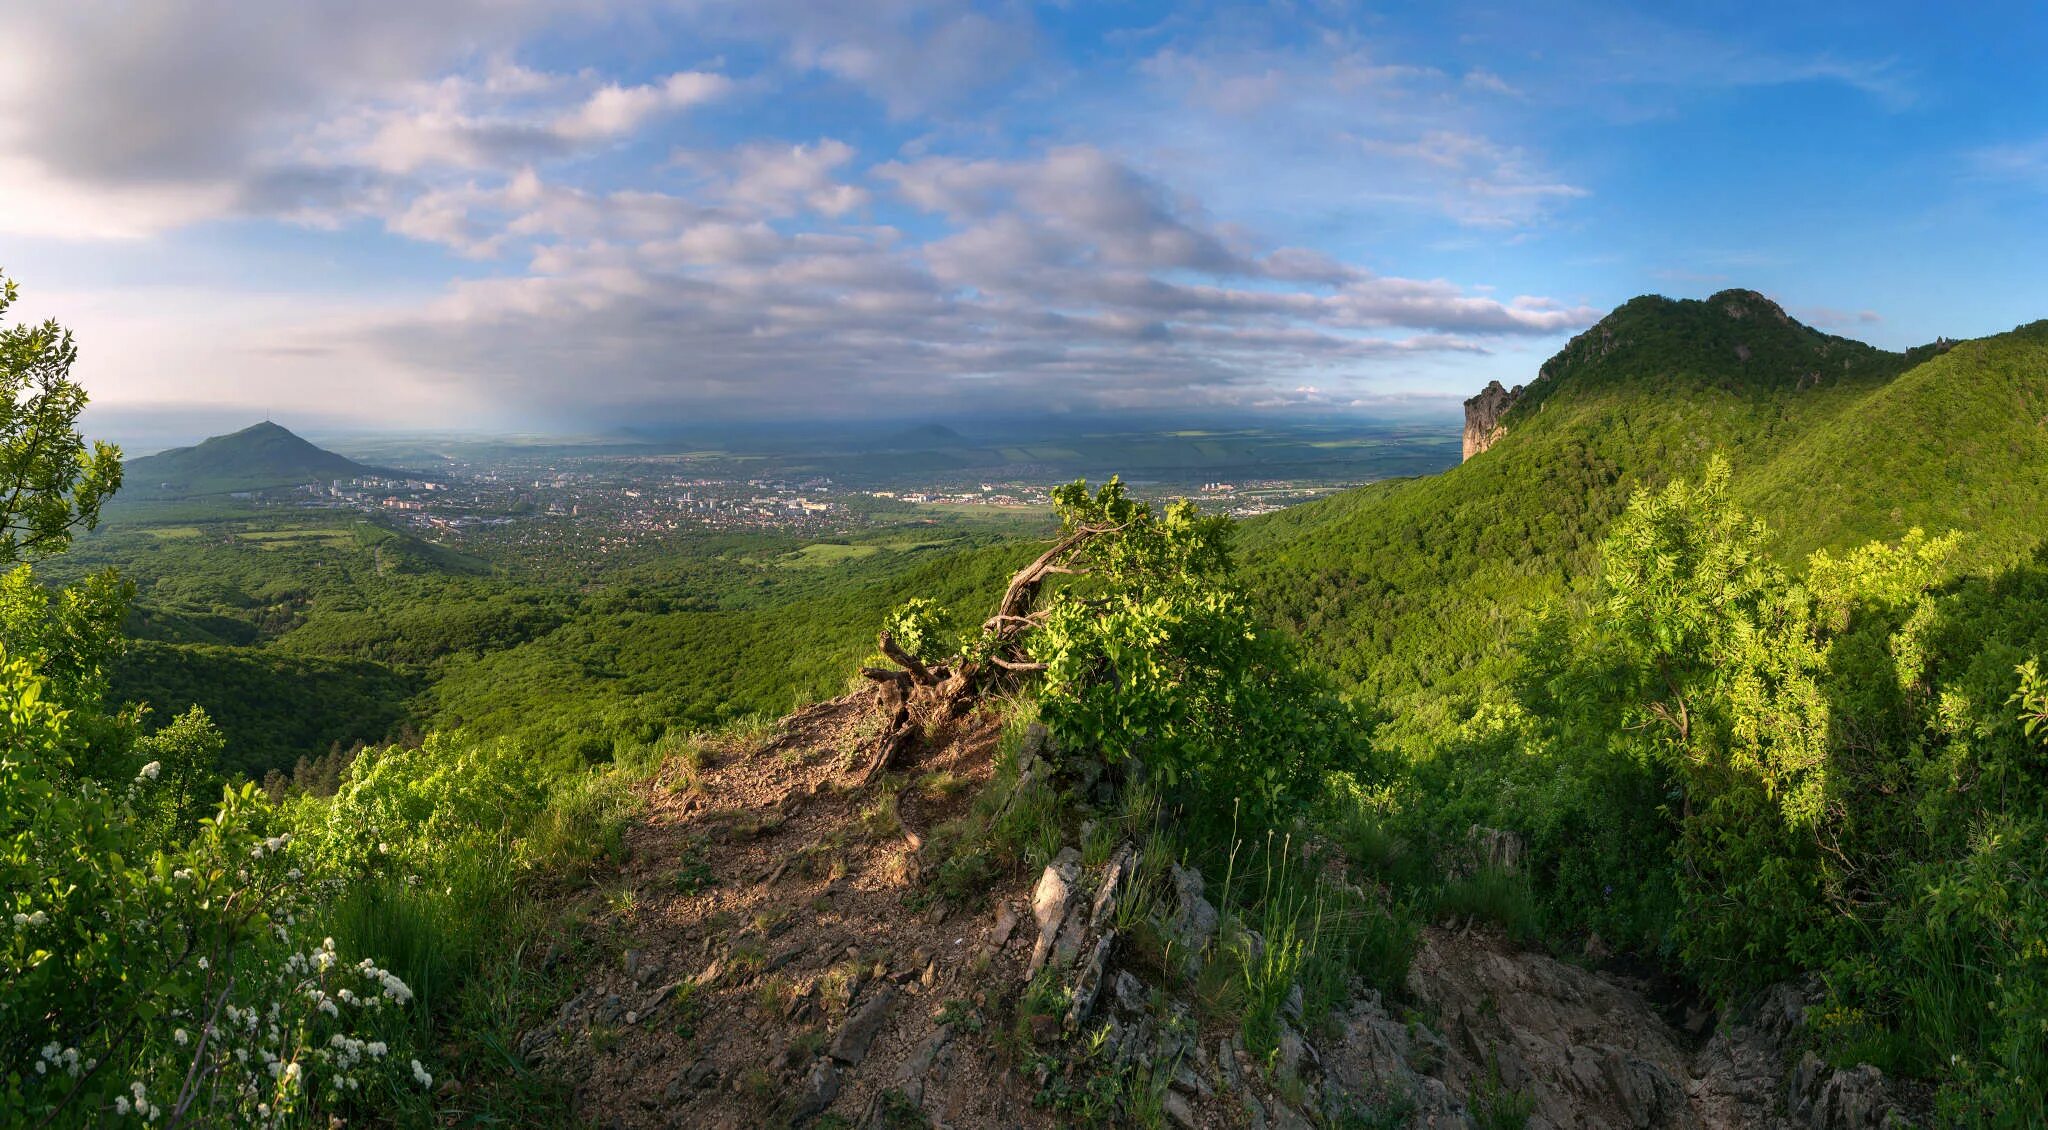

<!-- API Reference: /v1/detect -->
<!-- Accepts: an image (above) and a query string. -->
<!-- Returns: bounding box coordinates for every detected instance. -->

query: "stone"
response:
[1051,897,1091,970]
[1269,1027,1318,1080]
[1064,931,1116,1032]
[896,1025,952,1085]
[1468,825,1525,874]
[1462,380,1523,460]
[643,980,683,1014]
[1272,1102,1315,1130]
[1217,1037,1243,1092]
[683,1059,719,1090]
[1112,970,1147,1015]
[1027,848,1082,978]
[828,985,899,1066]
[1090,842,1139,928]
[1166,864,1218,976]
[1161,1089,1198,1129]
[990,901,1021,948]
[624,949,644,979]
[1792,1055,1902,1130]
[595,994,624,1026]
[1597,1048,1685,1129]
[787,1058,841,1123]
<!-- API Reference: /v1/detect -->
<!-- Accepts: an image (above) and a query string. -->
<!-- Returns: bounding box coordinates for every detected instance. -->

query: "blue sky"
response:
[1,1,2043,445]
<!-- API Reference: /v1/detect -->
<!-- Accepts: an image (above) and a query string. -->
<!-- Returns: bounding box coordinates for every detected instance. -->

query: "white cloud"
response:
[555,73,733,141]
[0,0,1606,426]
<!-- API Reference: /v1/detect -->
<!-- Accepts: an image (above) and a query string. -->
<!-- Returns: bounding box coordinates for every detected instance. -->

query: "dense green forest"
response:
[45,504,1047,775]
[16,274,2048,1125]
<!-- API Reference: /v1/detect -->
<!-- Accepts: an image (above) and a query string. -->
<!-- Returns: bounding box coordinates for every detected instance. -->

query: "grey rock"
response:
[595,994,624,1026]
[1217,1036,1244,1092]
[1597,1048,1686,1129]
[1272,1102,1315,1130]
[1025,849,1082,979]
[1166,863,1218,976]
[1468,825,1525,874]
[829,984,899,1066]
[1162,1089,1198,1129]
[1091,842,1139,928]
[1112,970,1147,1015]
[787,1058,841,1123]
[642,979,684,1015]
[896,1025,952,1084]
[1463,380,1524,460]
[1792,1054,1903,1130]
[1064,930,1116,1032]
[1277,1024,1320,1081]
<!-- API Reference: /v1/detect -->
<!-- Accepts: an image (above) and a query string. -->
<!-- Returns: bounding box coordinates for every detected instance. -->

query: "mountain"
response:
[123,421,384,499]
[1241,289,2048,743]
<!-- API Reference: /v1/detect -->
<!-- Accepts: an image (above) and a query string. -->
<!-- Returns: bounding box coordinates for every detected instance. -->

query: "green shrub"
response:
[1029,479,1368,820]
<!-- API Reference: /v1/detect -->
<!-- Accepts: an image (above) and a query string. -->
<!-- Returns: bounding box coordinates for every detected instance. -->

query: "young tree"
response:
[0,272,123,562]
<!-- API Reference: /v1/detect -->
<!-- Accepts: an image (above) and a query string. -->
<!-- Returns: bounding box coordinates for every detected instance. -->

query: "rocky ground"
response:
[529,696,1918,1129]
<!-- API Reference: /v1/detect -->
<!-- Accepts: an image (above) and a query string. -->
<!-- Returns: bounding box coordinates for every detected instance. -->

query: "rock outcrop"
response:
[1463,380,1524,460]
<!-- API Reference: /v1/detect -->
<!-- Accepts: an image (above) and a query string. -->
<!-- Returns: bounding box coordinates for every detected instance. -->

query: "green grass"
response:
[777,542,885,567]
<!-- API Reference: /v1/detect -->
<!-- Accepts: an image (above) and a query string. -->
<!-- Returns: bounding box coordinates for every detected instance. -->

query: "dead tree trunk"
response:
[852,522,1110,783]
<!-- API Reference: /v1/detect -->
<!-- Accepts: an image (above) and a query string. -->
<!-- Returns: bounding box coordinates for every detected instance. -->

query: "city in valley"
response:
[149,418,1467,560]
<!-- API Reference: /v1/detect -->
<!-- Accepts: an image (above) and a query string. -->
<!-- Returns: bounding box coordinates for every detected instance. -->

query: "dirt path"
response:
[531,697,1897,1129]
[529,696,1059,1130]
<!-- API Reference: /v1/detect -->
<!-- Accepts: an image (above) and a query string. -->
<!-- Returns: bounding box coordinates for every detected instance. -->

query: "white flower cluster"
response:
[35,1043,83,1078]
[12,909,48,929]
[137,761,162,781]
[248,832,290,860]
[114,1080,162,1120]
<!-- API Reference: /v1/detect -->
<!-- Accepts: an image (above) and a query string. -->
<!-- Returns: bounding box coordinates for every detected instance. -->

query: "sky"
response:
[2,1,2045,447]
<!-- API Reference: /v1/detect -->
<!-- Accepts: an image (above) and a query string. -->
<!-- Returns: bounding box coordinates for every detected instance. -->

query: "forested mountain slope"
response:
[1241,290,2048,742]
[123,421,386,499]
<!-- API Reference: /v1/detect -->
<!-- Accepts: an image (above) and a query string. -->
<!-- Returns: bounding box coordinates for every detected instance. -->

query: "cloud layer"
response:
[1,1,1941,429]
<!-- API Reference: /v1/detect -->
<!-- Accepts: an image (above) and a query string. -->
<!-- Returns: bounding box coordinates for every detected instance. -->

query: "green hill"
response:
[123,421,384,499]
[1241,290,2048,743]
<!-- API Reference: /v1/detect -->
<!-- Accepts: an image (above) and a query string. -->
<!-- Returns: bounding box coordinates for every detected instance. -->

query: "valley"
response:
[13,8,2044,1128]
[14,285,2048,1130]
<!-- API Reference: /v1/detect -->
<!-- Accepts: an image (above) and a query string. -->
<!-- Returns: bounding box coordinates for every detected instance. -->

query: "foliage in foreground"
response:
[1386,457,2048,1124]
[889,477,1368,823]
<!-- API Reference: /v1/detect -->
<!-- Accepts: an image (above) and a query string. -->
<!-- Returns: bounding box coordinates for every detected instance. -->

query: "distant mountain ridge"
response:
[124,422,384,499]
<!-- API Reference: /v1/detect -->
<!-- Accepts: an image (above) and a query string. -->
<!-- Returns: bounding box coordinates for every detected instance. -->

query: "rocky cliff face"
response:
[1463,380,1523,460]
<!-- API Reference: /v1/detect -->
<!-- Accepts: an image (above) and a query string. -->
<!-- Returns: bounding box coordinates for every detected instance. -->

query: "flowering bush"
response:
[1,644,430,1125]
